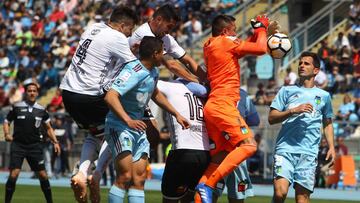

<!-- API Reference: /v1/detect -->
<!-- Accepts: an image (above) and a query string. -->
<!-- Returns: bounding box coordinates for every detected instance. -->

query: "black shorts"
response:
[62,90,108,132]
[10,142,45,171]
[161,149,210,200]
[143,105,154,120]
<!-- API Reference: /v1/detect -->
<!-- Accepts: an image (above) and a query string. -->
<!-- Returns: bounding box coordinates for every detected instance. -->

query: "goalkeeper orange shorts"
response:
[204,98,253,156]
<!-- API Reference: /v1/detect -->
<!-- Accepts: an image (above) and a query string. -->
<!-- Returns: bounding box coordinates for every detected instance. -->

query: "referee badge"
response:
[35,117,42,128]
[315,96,321,105]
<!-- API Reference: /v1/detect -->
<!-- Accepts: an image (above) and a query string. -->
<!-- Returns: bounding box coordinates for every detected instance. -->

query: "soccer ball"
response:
[267,33,292,59]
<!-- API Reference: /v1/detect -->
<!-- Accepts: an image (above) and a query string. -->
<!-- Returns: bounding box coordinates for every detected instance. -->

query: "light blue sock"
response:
[108,185,125,203]
[128,188,145,203]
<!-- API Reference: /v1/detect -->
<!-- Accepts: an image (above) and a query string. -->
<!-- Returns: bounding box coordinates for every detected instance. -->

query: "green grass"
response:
[0,184,356,203]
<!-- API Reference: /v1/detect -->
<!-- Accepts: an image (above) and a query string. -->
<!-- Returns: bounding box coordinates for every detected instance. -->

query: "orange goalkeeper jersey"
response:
[204,33,267,101]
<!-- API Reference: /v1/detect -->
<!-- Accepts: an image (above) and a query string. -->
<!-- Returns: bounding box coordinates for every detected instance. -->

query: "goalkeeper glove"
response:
[251,15,269,32]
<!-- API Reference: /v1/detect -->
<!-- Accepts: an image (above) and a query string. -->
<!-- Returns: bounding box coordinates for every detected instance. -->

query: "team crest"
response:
[241,126,249,134]
[237,180,248,192]
[315,96,321,105]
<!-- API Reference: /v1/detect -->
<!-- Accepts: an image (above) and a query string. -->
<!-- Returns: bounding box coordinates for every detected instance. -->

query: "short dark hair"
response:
[139,36,163,59]
[110,6,139,25]
[212,14,236,36]
[25,83,39,91]
[300,51,320,68]
[153,4,180,22]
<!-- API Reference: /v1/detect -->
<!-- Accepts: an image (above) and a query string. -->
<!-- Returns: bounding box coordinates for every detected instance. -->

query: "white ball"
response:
[267,33,292,59]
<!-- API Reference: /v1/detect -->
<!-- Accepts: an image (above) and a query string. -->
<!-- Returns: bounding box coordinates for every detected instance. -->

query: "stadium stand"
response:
[0,0,359,192]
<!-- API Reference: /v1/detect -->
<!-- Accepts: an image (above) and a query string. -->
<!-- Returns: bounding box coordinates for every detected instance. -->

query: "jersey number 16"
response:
[184,93,204,121]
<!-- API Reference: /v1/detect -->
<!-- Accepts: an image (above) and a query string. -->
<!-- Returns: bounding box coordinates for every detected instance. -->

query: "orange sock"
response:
[205,144,257,188]
[194,163,219,203]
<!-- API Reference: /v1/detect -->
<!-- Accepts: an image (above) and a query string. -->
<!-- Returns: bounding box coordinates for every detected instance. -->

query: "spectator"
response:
[219,0,238,13]
[0,49,9,68]
[317,40,331,61]
[327,66,345,95]
[284,67,297,85]
[335,136,348,156]
[337,94,356,121]
[184,13,203,43]
[315,138,331,188]
[52,116,72,178]
[349,0,360,24]
[48,88,64,112]
[7,86,22,105]
[254,82,266,105]
[264,78,279,105]
[333,32,350,50]
[315,68,328,89]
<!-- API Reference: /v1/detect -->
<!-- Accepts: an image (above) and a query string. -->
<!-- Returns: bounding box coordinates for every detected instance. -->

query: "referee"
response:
[3,82,61,203]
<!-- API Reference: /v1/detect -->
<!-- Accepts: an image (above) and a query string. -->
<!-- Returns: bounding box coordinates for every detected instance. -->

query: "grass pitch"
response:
[0,184,356,203]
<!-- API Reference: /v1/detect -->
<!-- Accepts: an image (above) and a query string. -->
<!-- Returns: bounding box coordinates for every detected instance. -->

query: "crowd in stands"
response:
[0,0,245,174]
[0,0,244,110]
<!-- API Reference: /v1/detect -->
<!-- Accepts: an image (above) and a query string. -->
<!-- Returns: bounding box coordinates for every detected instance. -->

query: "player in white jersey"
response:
[127,4,206,172]
[105,36,189,203]
[157,79,210,203]
[59,6,138,203]
[129,4,206,83]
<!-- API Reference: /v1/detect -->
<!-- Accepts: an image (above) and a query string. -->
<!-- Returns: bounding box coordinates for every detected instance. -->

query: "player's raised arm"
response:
[161,57,199,83]
[234,15,269,56]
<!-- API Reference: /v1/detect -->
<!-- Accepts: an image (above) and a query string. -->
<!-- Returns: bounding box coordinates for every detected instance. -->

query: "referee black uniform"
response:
[4,82,60,203]
[6,101,50,171]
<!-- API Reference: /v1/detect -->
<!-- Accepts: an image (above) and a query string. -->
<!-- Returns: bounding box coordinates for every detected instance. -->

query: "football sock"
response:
[79,136,101,176]
[194,163,219,203]
[40,179,53,203]
[108,185,126,203]
[95,141,112,174]
[205,144,257,188]
[5,178,16,203]
[128,188,145,203]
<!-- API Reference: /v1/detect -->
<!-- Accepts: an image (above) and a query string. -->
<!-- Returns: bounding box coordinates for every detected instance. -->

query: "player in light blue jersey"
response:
[215,89,259,203]
[268,52,336,203]
[104,36,190,203]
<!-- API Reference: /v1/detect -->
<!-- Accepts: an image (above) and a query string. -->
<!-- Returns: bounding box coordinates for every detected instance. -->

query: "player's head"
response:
[211,14,236,37]
[139,36,163,67]
[298,51,320,78]
[150,4,180,38]
[109,6,139,37]
[24,82,39,103]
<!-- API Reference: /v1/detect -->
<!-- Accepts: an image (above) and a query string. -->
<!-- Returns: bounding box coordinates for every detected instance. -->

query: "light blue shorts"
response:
[273,152,317,192]
[105,121,149,162]
[215,162,254,200]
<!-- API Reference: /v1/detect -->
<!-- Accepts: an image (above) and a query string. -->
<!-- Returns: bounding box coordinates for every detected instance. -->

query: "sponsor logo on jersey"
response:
[114,71,132,87]
[91,29,100,35]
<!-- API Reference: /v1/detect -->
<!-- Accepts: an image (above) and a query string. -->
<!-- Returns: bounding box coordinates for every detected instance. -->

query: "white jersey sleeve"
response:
[157,80,209,151]
[162,35,186,59]
[129,23,186,59]
[60,23,136,96]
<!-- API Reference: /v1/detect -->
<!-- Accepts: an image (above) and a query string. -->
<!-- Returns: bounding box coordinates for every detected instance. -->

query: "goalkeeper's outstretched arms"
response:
[235,15,269,56]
